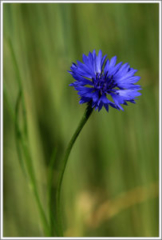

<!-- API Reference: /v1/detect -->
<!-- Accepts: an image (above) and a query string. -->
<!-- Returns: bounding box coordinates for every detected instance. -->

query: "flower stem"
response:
[56,104,93,236]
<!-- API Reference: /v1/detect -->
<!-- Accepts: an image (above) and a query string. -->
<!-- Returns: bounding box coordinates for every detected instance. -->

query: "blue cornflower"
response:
[68,50,141,111]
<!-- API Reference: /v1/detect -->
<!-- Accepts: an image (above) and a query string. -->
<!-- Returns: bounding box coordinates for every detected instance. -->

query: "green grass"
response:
[3,2,159,237]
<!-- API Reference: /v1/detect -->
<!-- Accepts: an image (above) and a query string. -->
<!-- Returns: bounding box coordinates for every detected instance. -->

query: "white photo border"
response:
[0,0,161,239]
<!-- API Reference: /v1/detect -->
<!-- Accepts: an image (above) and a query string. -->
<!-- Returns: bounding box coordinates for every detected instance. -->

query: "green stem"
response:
[7,39,50,236]
[56,104,93,236]
[21,139,50,236]
[47,148,58,236]
[8,38,28,137]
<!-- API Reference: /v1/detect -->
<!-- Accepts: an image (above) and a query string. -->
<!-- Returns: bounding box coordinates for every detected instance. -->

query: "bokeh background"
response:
[3,2,159,237]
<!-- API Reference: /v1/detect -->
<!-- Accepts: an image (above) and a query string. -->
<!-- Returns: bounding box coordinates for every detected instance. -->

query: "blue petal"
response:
[109,56,117,67]
[92,90,99,103]
[110,93,125,110]
[98,102,104,111]
[104,56,118,76]
[92,49,97,73]
[75,86,94,94]
[96,50,102,73]
[127,76,141,83]
[104,59,110,75]
[69,79,94,87]
[71,67,93,79]
[82,54,94,73]
[101,54,107,67]
[107,62,123,76]
[117,89,141,99]
[113,63,130,79]
[79,97,90,104]
[100,94,111,104]
[104,103,109,112]
[118,69,138,81]
[70,73,90,82]
[76,60,96,78]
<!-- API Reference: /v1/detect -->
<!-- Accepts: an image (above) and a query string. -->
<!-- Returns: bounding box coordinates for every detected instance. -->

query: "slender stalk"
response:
[7,39,50,236]
[56,104,93,236]
[47,148,59,236]
[8,39,28,138]
[21,139,50,236]
[15,92,50,236]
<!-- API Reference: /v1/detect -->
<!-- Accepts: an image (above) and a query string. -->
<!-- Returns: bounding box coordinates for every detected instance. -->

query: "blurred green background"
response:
[3,2,159,237]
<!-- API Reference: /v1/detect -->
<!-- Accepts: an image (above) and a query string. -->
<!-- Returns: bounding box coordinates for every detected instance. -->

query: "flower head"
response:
[68,50,141,111]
